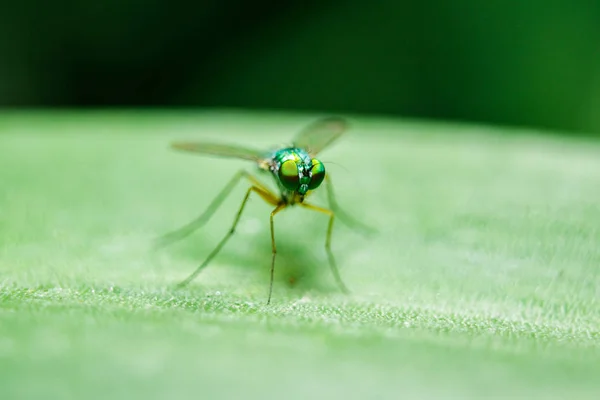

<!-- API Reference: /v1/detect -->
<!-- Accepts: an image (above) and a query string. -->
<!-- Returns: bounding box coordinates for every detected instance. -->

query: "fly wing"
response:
[292,117,349,156]
[170,141,265,162]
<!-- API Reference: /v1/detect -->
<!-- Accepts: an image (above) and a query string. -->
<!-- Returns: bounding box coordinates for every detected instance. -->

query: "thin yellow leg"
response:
[267,203,287,304]
[176,185,280,288]
[300,203,350,294]
[155,169,272,248]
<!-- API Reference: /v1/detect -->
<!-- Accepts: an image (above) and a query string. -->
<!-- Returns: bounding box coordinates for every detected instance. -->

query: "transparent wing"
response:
[170,141,265,162]
[292,117,349,156]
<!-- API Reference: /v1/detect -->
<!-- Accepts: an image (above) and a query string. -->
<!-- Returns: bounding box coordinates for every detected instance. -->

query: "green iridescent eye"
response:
[308,159,325,190]
[278,159,300,190]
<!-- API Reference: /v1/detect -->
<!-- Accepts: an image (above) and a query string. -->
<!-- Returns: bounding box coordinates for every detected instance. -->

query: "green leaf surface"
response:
[1,110,599,399]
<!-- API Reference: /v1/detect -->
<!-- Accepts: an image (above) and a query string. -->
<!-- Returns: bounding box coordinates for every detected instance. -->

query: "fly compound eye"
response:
[307,159,325,190]
[278,159,300,190]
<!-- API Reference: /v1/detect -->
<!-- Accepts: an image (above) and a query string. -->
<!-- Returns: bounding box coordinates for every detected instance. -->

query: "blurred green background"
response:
[2,3,600,398]
[1,1,600,134]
